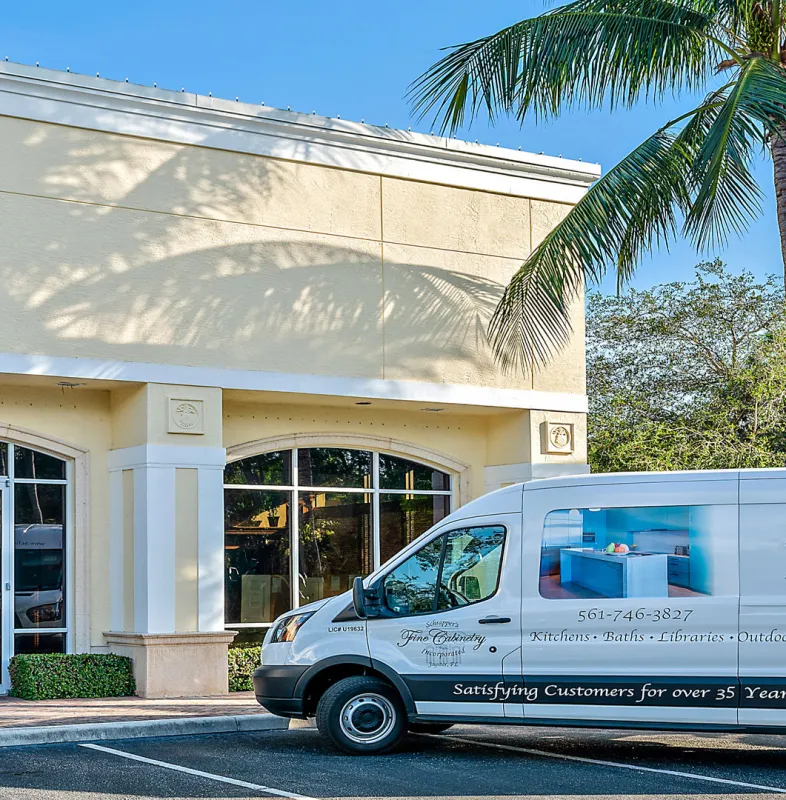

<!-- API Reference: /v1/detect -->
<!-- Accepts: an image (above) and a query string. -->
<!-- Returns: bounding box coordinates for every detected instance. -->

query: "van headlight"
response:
[269,611,315,644]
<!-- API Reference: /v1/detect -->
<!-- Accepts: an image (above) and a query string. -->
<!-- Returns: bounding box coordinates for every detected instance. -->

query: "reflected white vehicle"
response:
[13,524,64,629]
[253,469,786,754]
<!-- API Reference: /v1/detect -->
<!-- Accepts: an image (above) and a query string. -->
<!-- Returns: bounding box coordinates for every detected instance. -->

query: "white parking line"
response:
[79,743,317,800]
[420,734,786,794]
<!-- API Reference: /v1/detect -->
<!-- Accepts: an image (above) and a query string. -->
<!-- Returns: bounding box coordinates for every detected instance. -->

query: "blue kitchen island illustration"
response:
[540,504,714,600]
[559,549,669,598]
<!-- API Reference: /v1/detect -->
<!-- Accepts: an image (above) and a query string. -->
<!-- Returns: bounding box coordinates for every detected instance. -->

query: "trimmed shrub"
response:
[228,645,261,692]
[9,653,135,700]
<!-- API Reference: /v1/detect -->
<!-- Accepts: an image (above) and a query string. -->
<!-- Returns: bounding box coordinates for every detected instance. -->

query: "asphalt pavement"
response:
[3,723,786,799]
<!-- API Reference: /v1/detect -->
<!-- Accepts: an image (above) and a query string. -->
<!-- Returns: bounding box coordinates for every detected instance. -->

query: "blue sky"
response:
[5,1,781,292]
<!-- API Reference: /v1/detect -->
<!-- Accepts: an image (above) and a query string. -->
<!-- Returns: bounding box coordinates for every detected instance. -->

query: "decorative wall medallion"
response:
[542,421,574,455]
[168,398,205,435]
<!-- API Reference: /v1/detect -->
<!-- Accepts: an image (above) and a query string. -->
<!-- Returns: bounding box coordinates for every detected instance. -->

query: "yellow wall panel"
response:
[381,243,528,389]
[0,117,381,240]
[0,193,384,378]
[381,177,531,259]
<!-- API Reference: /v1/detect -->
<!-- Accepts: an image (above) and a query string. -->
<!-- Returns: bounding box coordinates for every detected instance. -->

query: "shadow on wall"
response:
[0,122,513,383]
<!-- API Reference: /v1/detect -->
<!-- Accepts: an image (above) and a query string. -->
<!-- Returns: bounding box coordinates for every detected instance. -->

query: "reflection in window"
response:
[380,494,449,563]
[223,447,453,629]
[14,483,65,630]
[14,448,66,480]
[383,525,506,616]
[379,454,450,491]
[540,505,724,600]
[298,448,371,489]
[384,536,443,615]
[224,451,291,486]
[438,527,505,609]
[15,484,65,526]
[14,632,65,655]
[298,492,372,604]
[225,489,291,624]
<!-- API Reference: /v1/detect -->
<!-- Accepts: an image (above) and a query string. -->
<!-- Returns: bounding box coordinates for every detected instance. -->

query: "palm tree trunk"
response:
[772,120,786,288]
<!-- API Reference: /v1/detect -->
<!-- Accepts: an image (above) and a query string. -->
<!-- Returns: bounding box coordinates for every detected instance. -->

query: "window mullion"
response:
[291,448,299,611]
[372,453,380,570]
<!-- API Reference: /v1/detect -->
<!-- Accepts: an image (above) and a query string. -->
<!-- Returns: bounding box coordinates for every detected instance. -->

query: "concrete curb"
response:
[0,713,291,747]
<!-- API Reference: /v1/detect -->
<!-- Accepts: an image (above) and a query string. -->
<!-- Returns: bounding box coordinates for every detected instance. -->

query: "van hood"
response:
[291,597,333,616]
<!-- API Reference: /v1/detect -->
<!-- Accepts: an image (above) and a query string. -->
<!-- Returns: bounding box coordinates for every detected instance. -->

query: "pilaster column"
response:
[105,383,230,697]
[484,409,589,493]
[108,444,226,634]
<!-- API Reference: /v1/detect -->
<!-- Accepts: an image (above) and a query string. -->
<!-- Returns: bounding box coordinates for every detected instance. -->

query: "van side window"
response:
[540,505,725,600]
[384,526,505,616]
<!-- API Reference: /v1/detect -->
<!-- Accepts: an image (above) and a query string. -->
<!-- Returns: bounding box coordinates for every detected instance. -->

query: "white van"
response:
[253,469,786,753]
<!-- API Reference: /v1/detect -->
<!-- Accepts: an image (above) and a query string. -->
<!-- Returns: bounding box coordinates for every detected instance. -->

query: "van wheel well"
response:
[302,664,394,717]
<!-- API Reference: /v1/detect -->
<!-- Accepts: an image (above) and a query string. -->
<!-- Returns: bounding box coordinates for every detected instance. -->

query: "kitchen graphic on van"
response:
[539,505,720,600]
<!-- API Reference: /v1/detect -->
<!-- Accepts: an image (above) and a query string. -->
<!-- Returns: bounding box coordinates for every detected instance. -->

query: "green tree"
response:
[411,1,786,371]
[587,260,786,470]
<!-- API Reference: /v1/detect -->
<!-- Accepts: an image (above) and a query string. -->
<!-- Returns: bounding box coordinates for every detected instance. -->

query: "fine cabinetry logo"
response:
[397,628,487,650]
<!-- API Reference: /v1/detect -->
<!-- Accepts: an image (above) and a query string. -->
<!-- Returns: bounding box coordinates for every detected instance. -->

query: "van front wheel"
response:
[316,676,406,755]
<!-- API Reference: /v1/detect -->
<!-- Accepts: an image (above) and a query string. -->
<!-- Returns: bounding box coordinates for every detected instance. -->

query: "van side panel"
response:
[517,479,740,726]
[738,477,786,726]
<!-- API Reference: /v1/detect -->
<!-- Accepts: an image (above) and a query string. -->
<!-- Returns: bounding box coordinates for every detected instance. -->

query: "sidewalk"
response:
[0,691,290,746]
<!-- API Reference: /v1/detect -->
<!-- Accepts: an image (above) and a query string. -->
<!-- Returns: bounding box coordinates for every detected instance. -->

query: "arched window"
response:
[224,448,452,635]
[0,441,69,670]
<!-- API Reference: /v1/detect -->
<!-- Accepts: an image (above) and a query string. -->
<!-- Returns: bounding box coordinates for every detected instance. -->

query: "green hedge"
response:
[228,646,261,692]
[9,654,135,700]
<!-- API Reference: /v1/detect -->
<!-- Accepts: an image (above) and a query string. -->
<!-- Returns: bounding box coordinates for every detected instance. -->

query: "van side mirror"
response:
[352,576,368,619]
[352,576,382,619]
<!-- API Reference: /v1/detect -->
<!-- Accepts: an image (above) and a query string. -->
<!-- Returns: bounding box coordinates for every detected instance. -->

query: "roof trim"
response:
[0,61,600,203]
[0,351,589,413]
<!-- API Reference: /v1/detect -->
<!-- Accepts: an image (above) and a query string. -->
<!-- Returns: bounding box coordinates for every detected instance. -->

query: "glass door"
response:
[0,442,68,693]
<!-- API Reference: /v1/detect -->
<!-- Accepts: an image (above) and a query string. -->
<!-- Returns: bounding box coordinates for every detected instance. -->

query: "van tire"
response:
[408,722,454,734]
[316,675,406,755]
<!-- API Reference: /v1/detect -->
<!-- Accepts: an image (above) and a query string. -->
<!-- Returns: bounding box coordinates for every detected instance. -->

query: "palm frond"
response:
[488,102,720,372]
[684,57,786,248]
[409,0,723,133]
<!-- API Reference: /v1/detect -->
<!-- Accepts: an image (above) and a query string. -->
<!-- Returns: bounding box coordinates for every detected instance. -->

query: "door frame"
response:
[0,441,74,694]
[1,477,11,692]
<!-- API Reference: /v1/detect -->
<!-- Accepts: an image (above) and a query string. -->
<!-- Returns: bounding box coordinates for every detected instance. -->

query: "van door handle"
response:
[478,616,511,624]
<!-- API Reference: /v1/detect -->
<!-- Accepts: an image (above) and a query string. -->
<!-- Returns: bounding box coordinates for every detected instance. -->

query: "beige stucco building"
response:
[0,62,598,696]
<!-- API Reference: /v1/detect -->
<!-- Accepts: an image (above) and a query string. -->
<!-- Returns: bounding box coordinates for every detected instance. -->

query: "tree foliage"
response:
[411,0,786,372]
[588,260,786,471]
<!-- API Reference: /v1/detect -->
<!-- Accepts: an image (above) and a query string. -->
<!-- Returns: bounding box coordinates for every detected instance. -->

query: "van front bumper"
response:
[253,665,309,718]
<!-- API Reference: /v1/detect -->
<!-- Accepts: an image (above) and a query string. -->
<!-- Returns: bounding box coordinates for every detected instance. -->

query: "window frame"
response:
[0,443,71,657]
[223,448,455,630]
[381,524,508,619]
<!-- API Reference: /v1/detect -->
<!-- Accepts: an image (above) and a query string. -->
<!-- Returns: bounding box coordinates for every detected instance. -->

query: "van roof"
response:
[525,468,786,490]
[446,468,786,523]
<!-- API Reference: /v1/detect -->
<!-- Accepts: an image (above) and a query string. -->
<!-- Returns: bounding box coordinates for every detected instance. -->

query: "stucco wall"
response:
[0,116,585,394]
[0,380,584,655]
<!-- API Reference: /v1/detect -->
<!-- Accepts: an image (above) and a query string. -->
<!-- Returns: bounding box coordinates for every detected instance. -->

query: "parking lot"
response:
[4,724,786,799]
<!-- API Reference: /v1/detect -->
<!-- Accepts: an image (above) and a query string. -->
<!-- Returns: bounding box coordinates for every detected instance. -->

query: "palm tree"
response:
[410,0,786,372]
